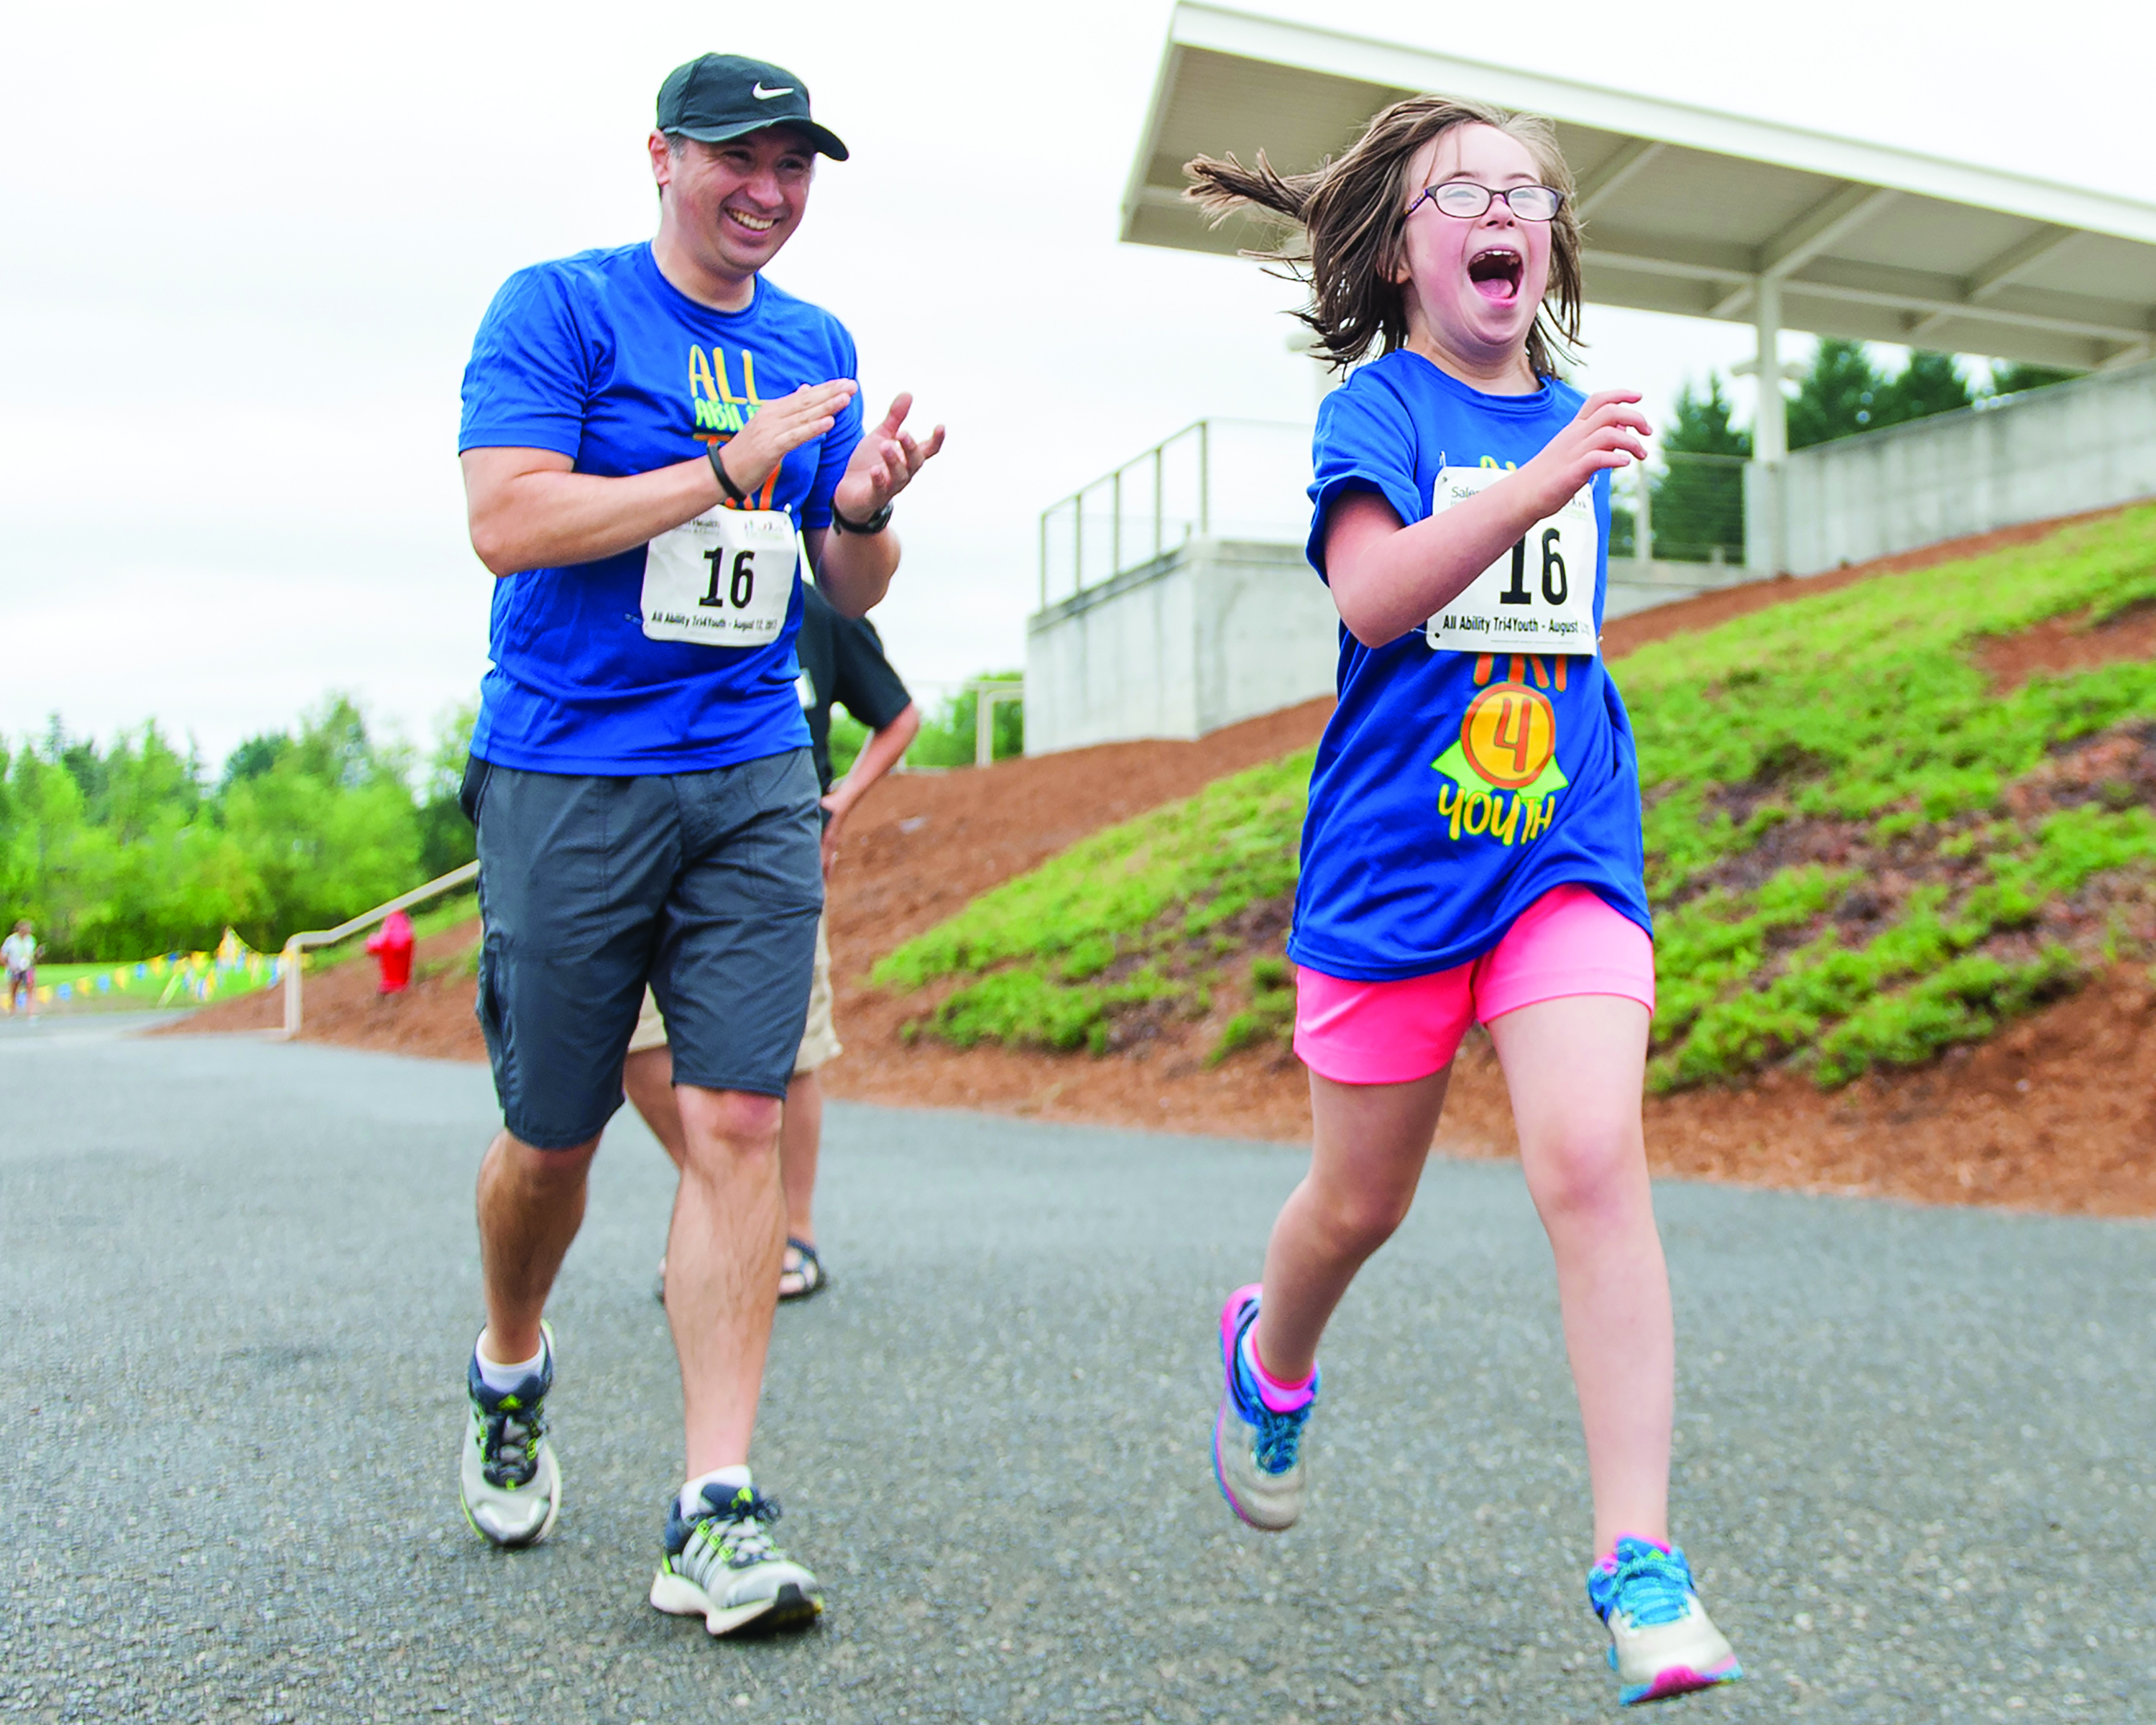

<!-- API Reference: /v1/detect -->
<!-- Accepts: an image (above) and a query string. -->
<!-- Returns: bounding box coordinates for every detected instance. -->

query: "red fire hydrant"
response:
[366,911,415,994]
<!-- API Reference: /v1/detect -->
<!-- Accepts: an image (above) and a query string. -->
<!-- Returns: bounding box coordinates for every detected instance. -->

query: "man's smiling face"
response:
[654,124,816,281]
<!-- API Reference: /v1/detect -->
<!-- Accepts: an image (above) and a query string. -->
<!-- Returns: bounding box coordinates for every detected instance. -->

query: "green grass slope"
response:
[875,505,2156,1088]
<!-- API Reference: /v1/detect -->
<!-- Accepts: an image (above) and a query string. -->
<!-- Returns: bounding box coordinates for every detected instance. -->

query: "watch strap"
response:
[831,498,893,535]
[706,442,751,506]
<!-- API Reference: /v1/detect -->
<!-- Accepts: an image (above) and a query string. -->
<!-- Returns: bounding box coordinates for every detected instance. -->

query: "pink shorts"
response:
[1291,886,1654,1085]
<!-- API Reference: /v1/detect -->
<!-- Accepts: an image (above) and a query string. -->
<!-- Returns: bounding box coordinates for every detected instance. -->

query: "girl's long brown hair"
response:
[1185,96,1584,380]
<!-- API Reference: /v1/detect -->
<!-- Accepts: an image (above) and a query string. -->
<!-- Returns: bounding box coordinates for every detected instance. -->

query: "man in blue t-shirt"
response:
[451,52,943,1637]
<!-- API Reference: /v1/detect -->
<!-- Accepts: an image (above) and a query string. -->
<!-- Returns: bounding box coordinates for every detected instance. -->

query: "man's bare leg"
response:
[668,1085,787,1476]
[627,1048,823,1293]
[476,1130,599,1363]
[625,1048,685,1164]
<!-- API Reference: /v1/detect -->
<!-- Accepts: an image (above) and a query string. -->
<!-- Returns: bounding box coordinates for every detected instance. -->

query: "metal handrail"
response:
[1619,449,1751,564]
[965,679,1025,767]
[278,858,479,1037]
[1038,417,1317,607]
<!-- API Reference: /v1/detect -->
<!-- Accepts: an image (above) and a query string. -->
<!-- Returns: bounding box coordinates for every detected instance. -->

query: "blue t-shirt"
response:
[459,242,864,774]
[1287,350,1651,982]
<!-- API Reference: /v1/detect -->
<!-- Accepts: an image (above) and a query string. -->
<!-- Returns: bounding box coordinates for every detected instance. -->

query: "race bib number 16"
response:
[640,507,798,648]
[1423,466,1598,657]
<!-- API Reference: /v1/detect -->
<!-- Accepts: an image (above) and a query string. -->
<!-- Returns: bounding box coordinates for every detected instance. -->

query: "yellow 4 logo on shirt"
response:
[1430,653,1570,846]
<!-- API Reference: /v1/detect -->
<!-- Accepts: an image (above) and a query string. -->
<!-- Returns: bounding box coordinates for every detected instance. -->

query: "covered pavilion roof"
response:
[1123,4,2156,372]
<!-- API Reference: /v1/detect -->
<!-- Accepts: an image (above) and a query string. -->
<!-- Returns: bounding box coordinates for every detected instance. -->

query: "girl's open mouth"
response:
[1467,246,1524,304]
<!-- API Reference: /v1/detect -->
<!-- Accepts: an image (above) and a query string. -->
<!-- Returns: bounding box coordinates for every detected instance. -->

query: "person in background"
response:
[631,576,920,1300]
[4,921,40,1019]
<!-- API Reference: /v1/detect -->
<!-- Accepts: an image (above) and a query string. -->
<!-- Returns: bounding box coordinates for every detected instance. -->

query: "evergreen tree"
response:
[219,732,289,790]
[1989,361,2082,397]
[1787,338,1887,448]
[1664,373,1753,458]
[1874,350,1974,426]
[1649,374,1750,561]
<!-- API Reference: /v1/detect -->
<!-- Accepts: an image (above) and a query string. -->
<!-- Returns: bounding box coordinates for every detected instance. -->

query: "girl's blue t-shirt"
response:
[458,242,864,775]
[1289,349,1651,982]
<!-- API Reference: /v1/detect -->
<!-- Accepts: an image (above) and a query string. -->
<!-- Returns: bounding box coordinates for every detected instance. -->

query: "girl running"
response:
[1187,98,1741,1705]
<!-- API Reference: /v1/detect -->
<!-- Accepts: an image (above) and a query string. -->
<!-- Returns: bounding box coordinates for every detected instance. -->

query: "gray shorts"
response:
[467,749,823,1149]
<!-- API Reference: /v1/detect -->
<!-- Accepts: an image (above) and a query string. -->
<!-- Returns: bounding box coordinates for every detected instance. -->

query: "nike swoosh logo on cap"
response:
[752,83,794,99]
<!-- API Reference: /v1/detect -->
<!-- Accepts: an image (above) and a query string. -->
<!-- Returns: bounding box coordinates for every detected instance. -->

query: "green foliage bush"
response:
[1,695,476,960]
[1209,955,1298,1065]
[872,752,1307,992]
[875,503,2156,1085]
[905,673,1025,768]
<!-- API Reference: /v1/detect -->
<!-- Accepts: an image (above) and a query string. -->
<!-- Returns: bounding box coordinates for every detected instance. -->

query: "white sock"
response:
[474,1333,546,1394]
[679,1465,753,1518]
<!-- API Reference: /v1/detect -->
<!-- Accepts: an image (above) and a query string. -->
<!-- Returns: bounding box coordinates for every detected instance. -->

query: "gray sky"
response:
[4,0,2151,767]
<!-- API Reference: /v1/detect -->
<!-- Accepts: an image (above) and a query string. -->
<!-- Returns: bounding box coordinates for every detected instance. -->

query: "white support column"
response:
[1749,275,1786,573]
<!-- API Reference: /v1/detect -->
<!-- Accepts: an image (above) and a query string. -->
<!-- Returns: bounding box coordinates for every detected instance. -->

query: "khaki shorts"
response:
[627,911,839,1077]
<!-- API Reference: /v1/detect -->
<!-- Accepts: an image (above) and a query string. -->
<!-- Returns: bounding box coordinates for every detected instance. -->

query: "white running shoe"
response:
[651,1481,823,1637]
[1587,1537,1743,1705]
[458,1322,561,1547]
[1211,1284,1317,1532]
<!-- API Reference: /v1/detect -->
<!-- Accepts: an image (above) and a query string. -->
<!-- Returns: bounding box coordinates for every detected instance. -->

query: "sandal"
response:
[778,1236,828,1302]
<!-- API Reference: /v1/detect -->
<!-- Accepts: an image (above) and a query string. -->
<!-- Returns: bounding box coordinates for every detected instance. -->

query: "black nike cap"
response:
[656,55,848,162]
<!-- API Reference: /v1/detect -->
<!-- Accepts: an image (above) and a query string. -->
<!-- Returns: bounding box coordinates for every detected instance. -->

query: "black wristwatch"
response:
[831,498,893,535]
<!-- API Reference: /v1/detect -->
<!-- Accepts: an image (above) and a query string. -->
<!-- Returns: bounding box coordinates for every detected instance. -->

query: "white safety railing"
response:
[967,680,1024,766]
[1616,451,1750,566]
[1037,418,1312,607]
[279,859,479,1038]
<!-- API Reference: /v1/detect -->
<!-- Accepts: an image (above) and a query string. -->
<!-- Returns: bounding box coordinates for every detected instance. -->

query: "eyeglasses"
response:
[1406,182,1564,223]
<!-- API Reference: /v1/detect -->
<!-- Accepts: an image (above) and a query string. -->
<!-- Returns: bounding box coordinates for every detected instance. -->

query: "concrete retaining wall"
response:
[1780,358,2156,575]
[1023,539,1767,754]
[1024,539,1334,754]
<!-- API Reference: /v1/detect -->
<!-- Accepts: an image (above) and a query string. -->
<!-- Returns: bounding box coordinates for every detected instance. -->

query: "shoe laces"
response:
[1594,1540,1694,1628]
[1252,1402,1309,1474]
[476,1389,546,1489]
[688,1486,785,1568]
[1242,1397,1302,1475]
[1230,1319,1312,1476]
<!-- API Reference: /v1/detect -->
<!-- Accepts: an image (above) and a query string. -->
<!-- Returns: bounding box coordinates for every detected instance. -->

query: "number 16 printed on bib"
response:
[1423,466,1598,658]
[640,507,798,648]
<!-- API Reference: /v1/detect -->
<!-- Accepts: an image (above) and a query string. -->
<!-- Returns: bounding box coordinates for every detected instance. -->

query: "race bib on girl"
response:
[640,507,798,648]
[1423,466,1598,656]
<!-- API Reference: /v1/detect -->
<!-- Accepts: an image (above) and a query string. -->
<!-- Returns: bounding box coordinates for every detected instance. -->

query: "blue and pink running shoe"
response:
[1587,1537,1743,1705]
[1211,1284,1317,1532]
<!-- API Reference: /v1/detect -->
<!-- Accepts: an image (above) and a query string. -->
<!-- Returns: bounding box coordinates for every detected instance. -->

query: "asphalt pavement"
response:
[4,1018,2156,1724]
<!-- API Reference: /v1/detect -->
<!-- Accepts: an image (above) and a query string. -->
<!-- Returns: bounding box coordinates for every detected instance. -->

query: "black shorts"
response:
[466,750,824,1149]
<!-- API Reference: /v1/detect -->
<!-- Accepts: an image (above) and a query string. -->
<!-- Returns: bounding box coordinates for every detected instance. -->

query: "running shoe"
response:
[1586,1537,1743,1705]
[458,1322,561,1547]
[650,1481,823,1636]
[1211,1283,1316,1532]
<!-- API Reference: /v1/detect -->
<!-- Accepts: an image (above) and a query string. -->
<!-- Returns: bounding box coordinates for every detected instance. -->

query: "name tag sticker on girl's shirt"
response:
[640,507,798,647]
[1423,466,1598,657]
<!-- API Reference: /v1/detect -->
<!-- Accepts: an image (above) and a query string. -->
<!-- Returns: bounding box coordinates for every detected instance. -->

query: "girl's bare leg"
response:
[1253,1067,1450,1382]
[1487,995,1671,1557]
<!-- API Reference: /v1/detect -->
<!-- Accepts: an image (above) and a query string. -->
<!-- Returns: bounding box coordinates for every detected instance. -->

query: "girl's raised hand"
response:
[1518,390,1651,518]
